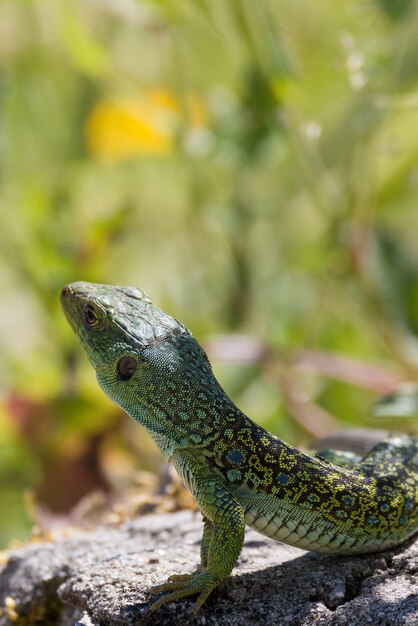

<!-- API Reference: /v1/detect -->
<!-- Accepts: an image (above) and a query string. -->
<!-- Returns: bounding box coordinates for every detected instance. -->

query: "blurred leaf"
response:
[376,0,414,21]
[372,385,418,418]
[59,4,109,77]
[371,229,418,338]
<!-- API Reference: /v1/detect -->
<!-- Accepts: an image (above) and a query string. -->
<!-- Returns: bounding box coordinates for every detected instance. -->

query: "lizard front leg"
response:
[159,516,212,586]
[148,479,245,613]
[200,515,214,568]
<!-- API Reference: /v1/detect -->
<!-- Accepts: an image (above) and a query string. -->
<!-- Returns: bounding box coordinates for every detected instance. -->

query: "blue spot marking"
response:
[227,469,242,482]
[405,500,414,511]
[380,503,390,512]
[367,516,377,526]
[342,495,353,505]
[227,450,244,464]
[400,516,408,526]
[276,473,290,485]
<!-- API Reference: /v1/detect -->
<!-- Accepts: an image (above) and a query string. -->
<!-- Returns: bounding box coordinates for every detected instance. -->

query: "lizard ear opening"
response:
[117,356,138,380]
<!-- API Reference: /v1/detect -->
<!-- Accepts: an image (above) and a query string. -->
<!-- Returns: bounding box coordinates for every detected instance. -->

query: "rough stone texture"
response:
[1,510,418,626]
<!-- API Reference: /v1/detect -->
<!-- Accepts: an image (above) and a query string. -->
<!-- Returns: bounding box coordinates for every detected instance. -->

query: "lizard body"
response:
[60,282,418,611]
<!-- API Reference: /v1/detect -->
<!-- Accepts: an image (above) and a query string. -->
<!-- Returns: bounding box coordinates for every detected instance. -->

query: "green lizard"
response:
[60,281,418,612]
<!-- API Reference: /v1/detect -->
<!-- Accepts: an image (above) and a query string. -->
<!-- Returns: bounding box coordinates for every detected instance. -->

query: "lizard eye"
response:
[84,304,98,327]
[117,356,138,381]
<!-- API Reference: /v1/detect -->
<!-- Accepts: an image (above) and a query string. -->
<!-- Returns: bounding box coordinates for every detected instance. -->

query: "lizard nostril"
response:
[61,286,70,299]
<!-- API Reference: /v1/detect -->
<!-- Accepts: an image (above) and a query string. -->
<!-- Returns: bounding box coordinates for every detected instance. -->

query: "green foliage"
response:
[1,0,418,547]
[377,0,414,21]
[373,385,418,418]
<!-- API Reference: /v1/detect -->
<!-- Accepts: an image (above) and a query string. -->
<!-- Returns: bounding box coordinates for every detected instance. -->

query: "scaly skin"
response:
[60,282,418,612]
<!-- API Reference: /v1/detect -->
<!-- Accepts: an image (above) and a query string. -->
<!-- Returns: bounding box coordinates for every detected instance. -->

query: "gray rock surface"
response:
[1,510,418,626]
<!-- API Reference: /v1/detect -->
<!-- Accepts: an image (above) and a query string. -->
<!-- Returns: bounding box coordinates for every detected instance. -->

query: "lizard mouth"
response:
[60,282,93,336]
[60,284,80,327]
[60,282,107,368]
[60,283,75,322]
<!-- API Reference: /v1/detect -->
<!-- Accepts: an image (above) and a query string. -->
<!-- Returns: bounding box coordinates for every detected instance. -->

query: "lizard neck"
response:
[97,334,243,460]
[127,378,243,461]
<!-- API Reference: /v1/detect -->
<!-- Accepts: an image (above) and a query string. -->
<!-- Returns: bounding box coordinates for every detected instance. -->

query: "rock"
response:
[0,510,418,626]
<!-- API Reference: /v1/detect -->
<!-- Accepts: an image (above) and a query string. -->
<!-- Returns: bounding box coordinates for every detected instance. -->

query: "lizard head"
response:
[61,282,221,456]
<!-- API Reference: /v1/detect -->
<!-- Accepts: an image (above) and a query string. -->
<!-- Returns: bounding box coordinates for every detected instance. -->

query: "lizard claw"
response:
[168,572,195,583]
[148,570,197,596]
[148,579,190,595]
[147,571,218,613]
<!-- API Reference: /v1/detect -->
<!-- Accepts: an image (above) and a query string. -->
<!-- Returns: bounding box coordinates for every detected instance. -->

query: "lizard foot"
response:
[148,570,218,613]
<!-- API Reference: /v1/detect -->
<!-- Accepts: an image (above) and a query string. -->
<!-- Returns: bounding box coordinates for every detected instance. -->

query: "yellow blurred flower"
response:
[85,89,206,160]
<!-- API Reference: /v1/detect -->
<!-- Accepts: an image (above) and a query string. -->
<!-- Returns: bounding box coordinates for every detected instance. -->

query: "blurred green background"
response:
[1,0,418,549]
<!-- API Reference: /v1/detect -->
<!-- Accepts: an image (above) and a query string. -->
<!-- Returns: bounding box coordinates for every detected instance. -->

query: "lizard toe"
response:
[148,571,218,613]
[148,580,187,595]
[168,572,197,583]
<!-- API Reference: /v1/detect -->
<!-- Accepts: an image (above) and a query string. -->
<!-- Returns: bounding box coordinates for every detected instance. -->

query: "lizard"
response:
[60,281,418,612]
